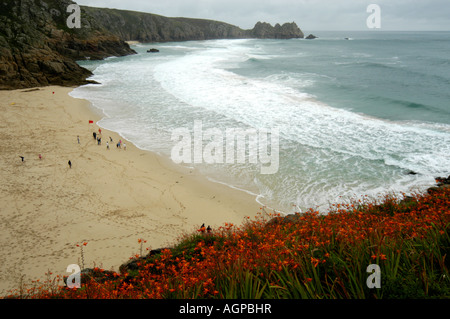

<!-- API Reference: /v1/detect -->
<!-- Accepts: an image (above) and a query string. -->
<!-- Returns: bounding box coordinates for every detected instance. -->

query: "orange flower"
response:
[311,257,320,268]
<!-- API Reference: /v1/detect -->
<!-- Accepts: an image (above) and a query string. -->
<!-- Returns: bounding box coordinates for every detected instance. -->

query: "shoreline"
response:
[69,86,291,215]
[0,86,261,294]
[69,89,284,214]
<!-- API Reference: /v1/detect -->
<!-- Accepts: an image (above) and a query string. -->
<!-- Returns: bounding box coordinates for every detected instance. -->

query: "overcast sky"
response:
[75,0,450,31]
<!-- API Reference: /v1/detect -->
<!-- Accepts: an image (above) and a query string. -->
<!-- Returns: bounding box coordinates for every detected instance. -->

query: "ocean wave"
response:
[368,95,450,115]
[72,36,450,212]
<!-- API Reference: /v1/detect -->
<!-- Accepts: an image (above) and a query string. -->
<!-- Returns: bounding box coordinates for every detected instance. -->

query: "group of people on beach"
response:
[21,126,129,169]
[70,127,127,168]
[91,128,126,151]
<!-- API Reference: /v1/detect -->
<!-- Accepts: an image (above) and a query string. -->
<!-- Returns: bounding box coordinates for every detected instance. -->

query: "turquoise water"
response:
[71,31,450,213]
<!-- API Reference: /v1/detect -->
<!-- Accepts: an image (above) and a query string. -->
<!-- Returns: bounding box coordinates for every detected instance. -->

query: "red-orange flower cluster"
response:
[6,187,449,299]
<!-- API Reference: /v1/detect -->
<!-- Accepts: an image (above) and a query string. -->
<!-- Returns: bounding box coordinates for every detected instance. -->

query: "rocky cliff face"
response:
[0,0,304,90]
[82,8,246,43]
[249,21,304,39]
[0,0,136,90]
[83,7,304,43]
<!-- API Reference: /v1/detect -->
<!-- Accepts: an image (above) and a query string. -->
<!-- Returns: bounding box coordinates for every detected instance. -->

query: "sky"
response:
[74,0,450,31]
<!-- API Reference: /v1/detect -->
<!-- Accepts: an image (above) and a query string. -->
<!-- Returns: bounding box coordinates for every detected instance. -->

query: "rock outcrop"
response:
[427,175,450,194]
[249,22,304,39]
[119,248,171,274]
[0,0,136,90]
[305,34,317,39]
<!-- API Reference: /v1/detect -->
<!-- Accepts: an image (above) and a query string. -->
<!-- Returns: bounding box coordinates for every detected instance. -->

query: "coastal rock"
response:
[119,248,171,274]
[305,34,317,39]
[0,0,136,90]
[428,175,450,194]
[435,175,450,186]
[250,22,304,39]
[147,48,159,53]
[266,213,302,226]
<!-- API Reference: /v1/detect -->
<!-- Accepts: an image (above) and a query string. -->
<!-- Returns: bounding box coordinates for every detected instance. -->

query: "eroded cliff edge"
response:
[0,0,137,89]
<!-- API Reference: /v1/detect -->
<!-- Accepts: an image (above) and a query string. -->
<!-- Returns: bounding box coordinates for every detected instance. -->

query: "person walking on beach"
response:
[77,135,80,144]
[123,143,126,151]
[106,141,109,150]
[19,156,24,162]
[68,160,72,169]
[93,132,97,140]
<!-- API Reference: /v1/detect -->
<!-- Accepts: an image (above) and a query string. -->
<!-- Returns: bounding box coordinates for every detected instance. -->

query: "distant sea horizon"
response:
[71,30,450,214]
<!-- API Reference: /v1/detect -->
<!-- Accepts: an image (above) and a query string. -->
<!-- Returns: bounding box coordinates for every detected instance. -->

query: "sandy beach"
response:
[0,86,261,294]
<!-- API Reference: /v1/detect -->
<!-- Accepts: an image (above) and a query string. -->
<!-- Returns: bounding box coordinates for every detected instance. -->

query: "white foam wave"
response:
[153,46,450,175]
[72,38,450,213]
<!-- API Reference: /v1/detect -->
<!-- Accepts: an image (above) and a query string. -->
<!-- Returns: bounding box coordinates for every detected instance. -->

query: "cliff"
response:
[82,7,304,43]
[0,0,304,90]
[81,8,246,43]
[0,0,136,90]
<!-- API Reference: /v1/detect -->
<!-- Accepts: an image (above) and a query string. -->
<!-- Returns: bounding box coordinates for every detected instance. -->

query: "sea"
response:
[70,31,450,214]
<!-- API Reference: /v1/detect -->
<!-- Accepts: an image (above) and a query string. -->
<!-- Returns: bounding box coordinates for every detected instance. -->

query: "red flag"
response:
[89,120,94,124]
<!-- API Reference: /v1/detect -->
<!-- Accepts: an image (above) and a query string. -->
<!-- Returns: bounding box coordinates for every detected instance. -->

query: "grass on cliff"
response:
[5,187,450,299]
